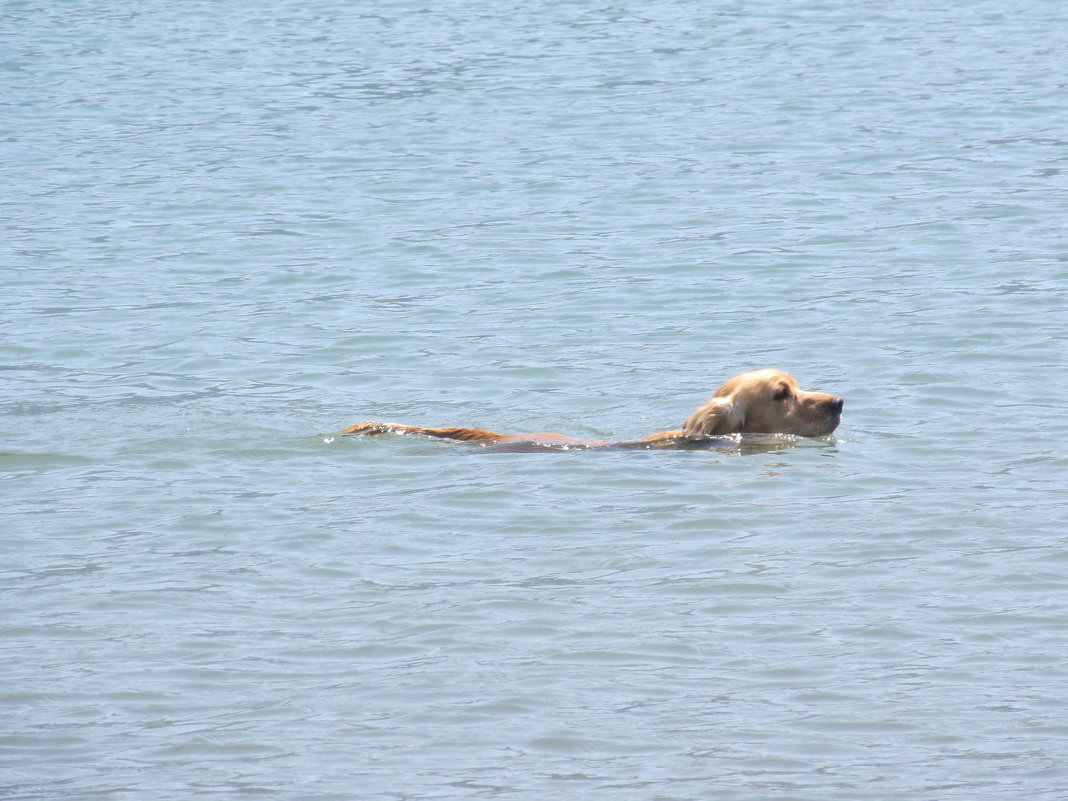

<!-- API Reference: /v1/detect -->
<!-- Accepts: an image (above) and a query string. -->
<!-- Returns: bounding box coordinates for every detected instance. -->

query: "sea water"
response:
[4,1,1068,798]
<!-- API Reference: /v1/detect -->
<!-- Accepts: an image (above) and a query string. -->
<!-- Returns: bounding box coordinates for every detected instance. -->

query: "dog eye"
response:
[773,386,792,401]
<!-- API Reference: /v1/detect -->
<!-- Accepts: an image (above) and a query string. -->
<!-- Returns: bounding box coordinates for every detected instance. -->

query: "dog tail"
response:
[340,421,505,443]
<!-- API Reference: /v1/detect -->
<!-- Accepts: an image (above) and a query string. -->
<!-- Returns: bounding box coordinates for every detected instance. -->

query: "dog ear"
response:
[682,397,746,436]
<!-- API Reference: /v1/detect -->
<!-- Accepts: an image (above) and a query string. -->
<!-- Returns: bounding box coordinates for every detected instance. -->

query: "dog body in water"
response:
[341,369,843,449]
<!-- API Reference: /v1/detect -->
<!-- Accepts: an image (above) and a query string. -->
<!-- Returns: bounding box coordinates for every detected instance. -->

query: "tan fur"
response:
[681,369,842,438]
[341,369,842,448]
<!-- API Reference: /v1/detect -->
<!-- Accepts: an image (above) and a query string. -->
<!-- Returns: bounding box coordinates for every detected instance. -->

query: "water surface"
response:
[3,1,1068,799]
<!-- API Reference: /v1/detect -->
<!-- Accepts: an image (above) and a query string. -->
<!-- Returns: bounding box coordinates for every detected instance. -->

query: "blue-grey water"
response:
[4,1,1068,799]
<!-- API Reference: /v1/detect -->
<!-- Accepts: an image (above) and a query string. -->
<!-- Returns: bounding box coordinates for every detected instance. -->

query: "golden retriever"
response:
[340,369,842,449]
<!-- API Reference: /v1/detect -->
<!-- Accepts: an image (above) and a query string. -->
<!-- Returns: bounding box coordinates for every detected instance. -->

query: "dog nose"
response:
[827,397,844,414]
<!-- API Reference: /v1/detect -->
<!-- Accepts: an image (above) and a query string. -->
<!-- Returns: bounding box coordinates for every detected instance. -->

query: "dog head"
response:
[681,369,843,437]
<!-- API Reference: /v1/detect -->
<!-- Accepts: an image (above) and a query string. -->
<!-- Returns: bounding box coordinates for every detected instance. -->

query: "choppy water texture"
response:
[4,1,1068,799]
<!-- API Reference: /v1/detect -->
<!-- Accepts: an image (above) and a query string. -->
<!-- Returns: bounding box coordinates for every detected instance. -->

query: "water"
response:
[3,1,1068,798]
